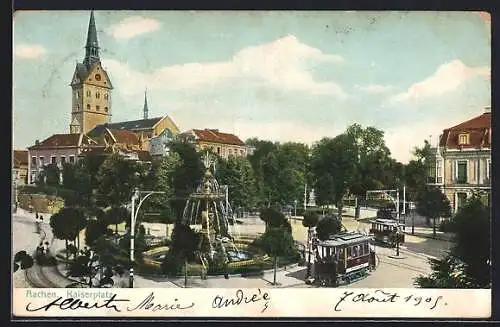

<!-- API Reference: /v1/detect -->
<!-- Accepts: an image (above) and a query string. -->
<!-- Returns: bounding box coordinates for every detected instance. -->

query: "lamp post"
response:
[395,227,401,257]
[129,188,166,288]
[294,199,297,217]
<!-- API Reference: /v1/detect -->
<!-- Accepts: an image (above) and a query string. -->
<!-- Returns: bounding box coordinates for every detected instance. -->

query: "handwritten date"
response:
[334,290,447,312]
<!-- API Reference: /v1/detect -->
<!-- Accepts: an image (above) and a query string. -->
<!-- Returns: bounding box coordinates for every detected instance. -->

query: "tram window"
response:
[352,245,359,257]
[347,247,352,258]
[364,243,369,254]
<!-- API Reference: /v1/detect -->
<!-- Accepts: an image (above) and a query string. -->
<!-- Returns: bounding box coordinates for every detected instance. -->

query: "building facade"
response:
[184,128,249,159]
[428,107,491,213]
[13,150,29,185]
[27,134,99,184]
[69,10,113,135]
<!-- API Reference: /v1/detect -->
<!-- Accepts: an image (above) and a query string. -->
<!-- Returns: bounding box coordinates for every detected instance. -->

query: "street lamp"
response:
[395,226,401,257]
[294,199,297,217]
[129,187,166,288]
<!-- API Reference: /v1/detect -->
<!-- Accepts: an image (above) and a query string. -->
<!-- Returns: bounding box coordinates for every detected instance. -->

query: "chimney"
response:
[484,106,491,113]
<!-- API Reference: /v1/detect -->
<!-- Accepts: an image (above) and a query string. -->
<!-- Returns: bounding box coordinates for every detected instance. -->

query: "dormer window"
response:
[458,133,469,145]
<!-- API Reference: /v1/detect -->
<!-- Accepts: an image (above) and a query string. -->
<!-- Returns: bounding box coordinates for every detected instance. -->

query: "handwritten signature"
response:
[334,290,447,312]
[26,292,195,313]
[212,289,271,313]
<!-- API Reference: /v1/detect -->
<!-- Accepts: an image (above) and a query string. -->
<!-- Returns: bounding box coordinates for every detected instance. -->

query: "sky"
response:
[13,11,491,163]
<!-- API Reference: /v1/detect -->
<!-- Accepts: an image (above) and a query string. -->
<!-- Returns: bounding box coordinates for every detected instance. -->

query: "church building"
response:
[27,11,180,184]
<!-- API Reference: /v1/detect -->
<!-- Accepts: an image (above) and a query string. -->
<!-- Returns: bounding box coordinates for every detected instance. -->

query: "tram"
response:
[369,218,405,247]
[311,231,376,287]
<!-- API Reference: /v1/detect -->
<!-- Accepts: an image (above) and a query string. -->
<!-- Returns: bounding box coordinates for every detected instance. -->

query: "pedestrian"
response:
[35,211,39,219]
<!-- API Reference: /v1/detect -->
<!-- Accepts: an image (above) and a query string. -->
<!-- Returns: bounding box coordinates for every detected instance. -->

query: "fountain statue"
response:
[179,152,248,275]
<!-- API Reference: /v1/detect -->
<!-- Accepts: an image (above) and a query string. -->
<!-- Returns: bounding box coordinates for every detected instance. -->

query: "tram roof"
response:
[317,231,372,247]
[371,218,403,226]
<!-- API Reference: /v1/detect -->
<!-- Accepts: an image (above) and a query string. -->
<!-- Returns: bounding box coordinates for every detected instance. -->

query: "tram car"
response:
[369,218,405,247]
[311,231,376,287]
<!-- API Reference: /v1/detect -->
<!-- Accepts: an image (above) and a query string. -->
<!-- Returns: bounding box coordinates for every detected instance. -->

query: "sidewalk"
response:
[403,226,454,242]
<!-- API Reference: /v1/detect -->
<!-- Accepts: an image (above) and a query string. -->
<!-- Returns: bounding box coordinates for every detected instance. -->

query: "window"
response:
[458,133,469,145]
[240,149,244,155]
[86,90,91,97]
[31,156,36,168]
[104,93,108,100]
[39,156,44,167]
[61,156,66,165]
[51,156,56,165]
[69,156,75,164]
[76,104,80,111]
[96,92,100,99]
[104,107,108,112]
[75,92,79,99]
[87,104,91,110]
[457,192,467,210]
[217,147,221,155]
[96,105,100,111]
[456,160,468,184]
[436,160,442,177]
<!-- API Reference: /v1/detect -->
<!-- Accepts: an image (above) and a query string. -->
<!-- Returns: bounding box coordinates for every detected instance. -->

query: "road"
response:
[13,210,71,288]
[12,211,448,289]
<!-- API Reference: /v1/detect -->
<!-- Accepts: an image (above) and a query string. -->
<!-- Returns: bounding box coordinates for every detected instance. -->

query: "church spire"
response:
[83,10,100,68]
[143,89,149,120]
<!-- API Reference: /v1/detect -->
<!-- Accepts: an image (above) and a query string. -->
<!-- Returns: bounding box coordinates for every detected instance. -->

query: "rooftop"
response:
[88,117,164,136]
[439,112,491,149]
[28,134,96,150]
[190,128,245,146]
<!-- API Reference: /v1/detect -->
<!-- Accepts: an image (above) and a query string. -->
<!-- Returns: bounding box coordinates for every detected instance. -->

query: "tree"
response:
[61,161,92,207]
[311,134,358,219]
[404,140,433,201]
[162,224,200,278]
[451,194,491,287]
[315,215,342,241]
[14,251,34,272]
[167,137,204,221]
[84,219,109,247]
[415,195,491,288]
[96,154,144,207]
[140,153,182,224]
[416,186,451,237]
[101,206,130,235]
[216,156,258,211]
[37,163,61,187]
[302,210,319,277]
[50,207,87,259]
[259,207,287,231]
[259,227,295,285]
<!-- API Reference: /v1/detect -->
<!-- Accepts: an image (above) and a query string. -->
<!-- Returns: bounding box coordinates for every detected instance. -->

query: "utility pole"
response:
[304,183,307,211]
[402,185,406,231]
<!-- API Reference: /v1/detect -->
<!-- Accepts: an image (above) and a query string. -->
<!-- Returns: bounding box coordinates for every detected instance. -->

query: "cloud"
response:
[387,60,490,104]
[14,44,47,59]
[356,84,393,93]
[106,16,161,39]
[102,35,346,97]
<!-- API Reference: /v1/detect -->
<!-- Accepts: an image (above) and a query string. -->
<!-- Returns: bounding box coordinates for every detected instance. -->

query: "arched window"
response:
[87,104,91,110]
[104,93,108,100]
[96,92,100,99]
[86,90,91,97]
[96,105,100,111]
[104,107,108,112]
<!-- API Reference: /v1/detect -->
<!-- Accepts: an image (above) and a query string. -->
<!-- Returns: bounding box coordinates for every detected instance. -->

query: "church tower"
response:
[70,10,113,134]
[143,89,149,120]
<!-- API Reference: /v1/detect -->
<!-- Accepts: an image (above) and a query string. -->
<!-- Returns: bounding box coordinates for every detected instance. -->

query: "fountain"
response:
[179,152,251,274]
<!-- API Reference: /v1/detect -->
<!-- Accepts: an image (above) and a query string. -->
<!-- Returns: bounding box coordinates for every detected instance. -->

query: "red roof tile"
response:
[13,150,28,167]
[440,112,491,149]
[191,129,245,146]
[107,129,140,145]
[28,134,80,149]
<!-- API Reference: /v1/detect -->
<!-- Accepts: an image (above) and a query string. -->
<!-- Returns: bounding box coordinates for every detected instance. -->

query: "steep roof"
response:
[28,134,97,150]
[88,117,164,136]
[190,129,246,146]
[13,150,28,167]
[440,112,491,149]
[107,128,140,145]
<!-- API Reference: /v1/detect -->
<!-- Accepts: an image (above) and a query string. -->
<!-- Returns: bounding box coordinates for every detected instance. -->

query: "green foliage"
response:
[13,251,34,272]
[302,210,319,228]
[167,137,204,221]
[259,207,286,228]
[415,195,491,288]
[96,154,145,206]
[85,220,109,247]
[168,223,200,261]
[404,140,433,201]
[311,134,357,214]
[215,155,258,210]
[259,227,295,258]
[416,187,451,219]
[50,207,87,242]
[315,215,342,241]
[36,163,61,187]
